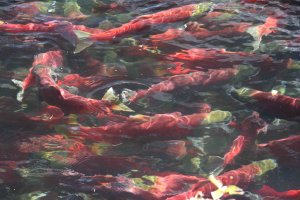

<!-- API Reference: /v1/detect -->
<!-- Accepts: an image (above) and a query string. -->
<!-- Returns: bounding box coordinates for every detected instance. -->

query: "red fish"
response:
[223,113,267,166]
[19,133,152,173]
[0,20,101,35]
[0,96,63,128]
[31,65,113,115]
[0,107,63,129]
[18,134,94,166]
[166,62,197,75]
[32,50,63,68]
[1,3,213,53]
[223,136,247,166]
[257,135,300,166]
[231,87,300,121]
[246,17,278,50]
[167,48,268,66]
[73,2,213,52]
[152,17,278,51]
[74,172,201,200]
[151,22,252,42]
[253,17,278,38]
[165,48,275,70]
[0,22,60,33]
[18,51,131,115]
[186,21,252,38]
[150,28,187,42]
[75,159,276,199]
[28,105,64,124]
[16,50,64,100]
[168,159,277,200]
[126,67,242,102]
[0,21,88,48]
[18,134,84,153]
[78,110,232,140]
[57,74,122,91]
[0,20,104,36]
[254,185,300,200]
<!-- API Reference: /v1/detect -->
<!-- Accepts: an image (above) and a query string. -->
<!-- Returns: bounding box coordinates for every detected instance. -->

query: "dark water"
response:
[0,0,299,199]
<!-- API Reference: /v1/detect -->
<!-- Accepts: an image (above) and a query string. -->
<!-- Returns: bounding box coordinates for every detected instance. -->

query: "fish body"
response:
[232,87,300,121]
[79,110,232,140]
[128,67,239,102]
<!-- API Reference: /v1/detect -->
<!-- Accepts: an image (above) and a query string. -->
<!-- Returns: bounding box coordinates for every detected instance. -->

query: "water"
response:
[0,0,299,199]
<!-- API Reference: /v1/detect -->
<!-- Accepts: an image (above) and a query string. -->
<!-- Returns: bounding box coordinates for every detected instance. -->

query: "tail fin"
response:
[102,87,134,112]
[209,174,245,200]
[73,30,93,53]
[12,79,25,102]
[247,17,278,51]
[121,88,136,103]
[246,25,261,51]
[12,67,36,102]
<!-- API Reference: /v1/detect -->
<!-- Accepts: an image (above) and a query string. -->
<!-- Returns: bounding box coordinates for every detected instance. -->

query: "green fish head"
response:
[202,110,232,125]
[235,65,258,81]
[231,87,256,103]
[192,2,214,17]
[253,159,277,175]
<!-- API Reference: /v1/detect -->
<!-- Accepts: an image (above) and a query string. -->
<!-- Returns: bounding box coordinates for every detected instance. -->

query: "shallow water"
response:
[0,0,299,199]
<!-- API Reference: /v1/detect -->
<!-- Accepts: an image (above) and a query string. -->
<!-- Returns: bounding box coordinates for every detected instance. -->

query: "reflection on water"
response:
[0,0,300,199]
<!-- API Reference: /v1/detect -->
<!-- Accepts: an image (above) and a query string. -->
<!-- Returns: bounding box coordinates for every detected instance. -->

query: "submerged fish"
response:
[125,66,254,103]
[168,159,277,200]
[254,185,300,200]
[8,0,87,20]
[16,51,133,115]
[258,135,300,167]
[223,112,267,166]
[78,110,232,140]
[73,2,213,52]
[231,87,300,121]
[71,159,277,200]
[166,48,274,70]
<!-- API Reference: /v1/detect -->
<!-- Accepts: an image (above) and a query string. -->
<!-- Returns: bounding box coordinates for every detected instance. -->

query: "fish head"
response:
[192,2,214,17]
[230,87,257,103]
[241,112,268,135]
[233,65,258,83]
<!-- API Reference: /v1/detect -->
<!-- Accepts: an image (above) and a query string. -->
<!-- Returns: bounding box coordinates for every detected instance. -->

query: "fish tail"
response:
[102,87,134,112]
[73,30,93,53]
